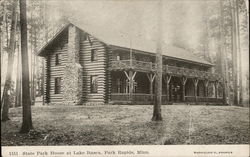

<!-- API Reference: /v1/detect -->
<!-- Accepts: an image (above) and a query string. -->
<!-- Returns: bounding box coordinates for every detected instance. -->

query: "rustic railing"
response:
[110,60,221,81]
[161,95,168,103]
[111,93,223,103]
[185,96,223,103]
[110,93,130,101]
[110,60,131,70]
[132,93,154,102]
[111,93,154,102]
[132,60,155,72]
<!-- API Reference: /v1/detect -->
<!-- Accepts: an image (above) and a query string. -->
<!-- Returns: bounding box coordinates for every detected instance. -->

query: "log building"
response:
[37,23,224,105]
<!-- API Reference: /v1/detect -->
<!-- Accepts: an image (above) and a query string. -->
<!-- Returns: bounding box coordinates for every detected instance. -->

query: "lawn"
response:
[1,105,249,145]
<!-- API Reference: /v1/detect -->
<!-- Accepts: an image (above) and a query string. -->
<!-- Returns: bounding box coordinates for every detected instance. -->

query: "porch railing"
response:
[132,93,154,102]
[185,96,223,103]
[110,93,130,102]
[111,93,223,103]
[110,60,221,81]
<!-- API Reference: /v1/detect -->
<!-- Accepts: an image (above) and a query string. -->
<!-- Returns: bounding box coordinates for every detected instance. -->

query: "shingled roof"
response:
[37,22,212,66]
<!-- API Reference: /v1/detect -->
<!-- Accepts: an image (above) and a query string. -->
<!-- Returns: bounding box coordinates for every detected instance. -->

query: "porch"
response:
[109,63,223,105]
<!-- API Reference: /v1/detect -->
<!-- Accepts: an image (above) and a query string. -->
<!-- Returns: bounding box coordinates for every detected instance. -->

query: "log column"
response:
[129,71,133,101]
[147,73,156,101]
[192,78,199,102]
[204,79,209,102]
[180,77,187,102]
[163,75,172,103]
[215,81,218,99]
[204,80,209,97]
[124,71,137,101]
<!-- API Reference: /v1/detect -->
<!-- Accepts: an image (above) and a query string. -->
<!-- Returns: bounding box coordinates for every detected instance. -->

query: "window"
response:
[55,77,61,94]
[90,76,98,93]
[91,49,98,62]
[55,54,60,65]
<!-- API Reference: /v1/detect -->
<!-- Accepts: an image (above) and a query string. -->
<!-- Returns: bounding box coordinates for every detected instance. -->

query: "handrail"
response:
[110,59,221,80]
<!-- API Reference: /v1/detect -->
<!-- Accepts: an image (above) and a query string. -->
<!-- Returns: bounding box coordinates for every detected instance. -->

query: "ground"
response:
[1,105,249,145]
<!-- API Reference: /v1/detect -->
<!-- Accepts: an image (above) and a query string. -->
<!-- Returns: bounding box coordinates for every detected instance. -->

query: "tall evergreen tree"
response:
[15,32,22,107]
[219,0,229,105]
[1,0,18,121]
[152,0,163,121]
[20,0,33,133]
[230,0,239,106]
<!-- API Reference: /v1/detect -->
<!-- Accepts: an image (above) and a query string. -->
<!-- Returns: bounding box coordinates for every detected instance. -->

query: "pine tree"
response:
[1,0,18,121]
[152,0,163,121]
[20,0,33,133]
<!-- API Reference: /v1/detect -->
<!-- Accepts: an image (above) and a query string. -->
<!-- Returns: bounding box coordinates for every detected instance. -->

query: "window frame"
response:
[91,49,98,62]
[55,53,60,66]
[90,75,98,93]
[55,77,62,94]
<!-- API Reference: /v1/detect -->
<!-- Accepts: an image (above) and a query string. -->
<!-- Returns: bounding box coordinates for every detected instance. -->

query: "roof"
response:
[37,21,213,66]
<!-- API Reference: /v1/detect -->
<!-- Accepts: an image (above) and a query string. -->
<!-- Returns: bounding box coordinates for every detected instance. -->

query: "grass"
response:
[1,105,249,145]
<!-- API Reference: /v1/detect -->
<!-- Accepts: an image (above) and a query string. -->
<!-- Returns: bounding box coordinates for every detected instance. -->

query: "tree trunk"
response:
[15,36,22,107]
[29,6,34,106]
[230,0,238,106]
[1,0,18,121]
[42,0,47,105]
[1,1,8,109]
[235,1,243,106]
[219,0,229,105]
[5,6,9,49]
[0,26,2,106]
[20,0,33,133]
[152,0,163,121]
[32,29,37,105]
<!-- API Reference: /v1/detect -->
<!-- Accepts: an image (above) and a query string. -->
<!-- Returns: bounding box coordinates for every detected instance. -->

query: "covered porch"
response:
[109,64,223,105]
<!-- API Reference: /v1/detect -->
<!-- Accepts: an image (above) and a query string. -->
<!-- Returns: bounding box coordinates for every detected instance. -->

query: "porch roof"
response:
[37,21,213,66]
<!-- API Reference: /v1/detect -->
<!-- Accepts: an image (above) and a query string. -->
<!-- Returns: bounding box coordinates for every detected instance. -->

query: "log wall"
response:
[44,38,68,104]
[79,32,107,104]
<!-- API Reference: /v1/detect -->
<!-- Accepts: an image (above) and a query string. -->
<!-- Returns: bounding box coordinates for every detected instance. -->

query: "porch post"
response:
[204,79,209,102]
[204,80,209,97]
[215,81,218,99]
[147,73,156,102]
[166,76,169,103]
[163,75,171,103]
[181,77,187,102]
[193,78,199,102]
[124,70,137,102]
[129,71,133,101]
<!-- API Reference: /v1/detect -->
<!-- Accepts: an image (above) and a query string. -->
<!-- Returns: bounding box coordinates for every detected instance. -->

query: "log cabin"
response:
[37,22,224,105]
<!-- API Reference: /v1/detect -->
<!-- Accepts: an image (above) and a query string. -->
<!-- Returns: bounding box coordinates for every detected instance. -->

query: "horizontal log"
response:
[80,57,106,61]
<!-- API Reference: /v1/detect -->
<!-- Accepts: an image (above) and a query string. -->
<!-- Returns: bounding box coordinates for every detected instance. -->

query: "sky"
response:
[55,0,206,47]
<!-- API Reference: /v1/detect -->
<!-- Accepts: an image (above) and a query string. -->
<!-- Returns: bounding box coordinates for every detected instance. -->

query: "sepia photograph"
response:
[1,0,249,156]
